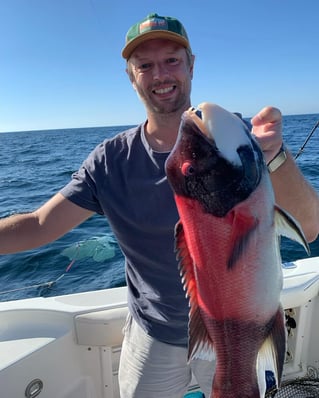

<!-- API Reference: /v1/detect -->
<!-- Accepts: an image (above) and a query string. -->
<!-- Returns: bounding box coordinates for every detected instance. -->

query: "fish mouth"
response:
[182,103,263,170]
[183,105,212,142]
[183,102,252,146]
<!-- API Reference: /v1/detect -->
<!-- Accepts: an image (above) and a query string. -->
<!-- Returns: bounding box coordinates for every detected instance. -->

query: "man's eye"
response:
[167,58,179,65]
[138,63,152,71]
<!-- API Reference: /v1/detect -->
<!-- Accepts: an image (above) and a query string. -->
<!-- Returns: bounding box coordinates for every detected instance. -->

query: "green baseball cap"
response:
[122,13,191,59]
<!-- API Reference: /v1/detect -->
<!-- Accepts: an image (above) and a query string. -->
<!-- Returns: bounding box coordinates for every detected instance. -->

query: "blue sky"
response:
[1,0,319,132]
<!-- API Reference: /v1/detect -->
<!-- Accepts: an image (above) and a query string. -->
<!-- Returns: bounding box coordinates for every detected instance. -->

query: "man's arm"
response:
[0,193,94,254]
[269,150,319,242]
[252,106,319,242]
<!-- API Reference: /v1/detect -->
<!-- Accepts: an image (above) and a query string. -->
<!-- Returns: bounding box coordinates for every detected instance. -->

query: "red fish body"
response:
[165,103,309,397]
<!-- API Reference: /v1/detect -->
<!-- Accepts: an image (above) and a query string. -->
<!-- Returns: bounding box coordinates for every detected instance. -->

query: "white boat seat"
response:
[75,306,128,347]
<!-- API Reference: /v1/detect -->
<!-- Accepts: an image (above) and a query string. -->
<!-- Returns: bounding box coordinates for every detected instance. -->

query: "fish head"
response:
[165,102,266,216]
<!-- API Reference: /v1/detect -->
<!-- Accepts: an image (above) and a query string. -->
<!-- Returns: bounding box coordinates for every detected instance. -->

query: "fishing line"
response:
[0,236,112,297]
[0,258,76,296]
[0,278,60,296]
[294,120,319,160]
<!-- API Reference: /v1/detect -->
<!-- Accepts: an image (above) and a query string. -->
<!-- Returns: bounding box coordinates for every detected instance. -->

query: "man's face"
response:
[127,39,194,115]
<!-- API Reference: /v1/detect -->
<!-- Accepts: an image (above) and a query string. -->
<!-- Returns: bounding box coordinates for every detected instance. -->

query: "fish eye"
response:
[181,161,196,176]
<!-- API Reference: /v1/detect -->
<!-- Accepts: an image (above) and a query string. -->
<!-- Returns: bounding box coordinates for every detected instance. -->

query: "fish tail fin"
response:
[257,307,286,396]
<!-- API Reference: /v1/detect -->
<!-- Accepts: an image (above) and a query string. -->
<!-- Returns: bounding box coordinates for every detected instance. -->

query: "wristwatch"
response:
[267,144,287,173]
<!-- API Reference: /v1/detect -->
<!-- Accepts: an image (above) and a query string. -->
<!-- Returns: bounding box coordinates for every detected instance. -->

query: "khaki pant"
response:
[118,314,215,397]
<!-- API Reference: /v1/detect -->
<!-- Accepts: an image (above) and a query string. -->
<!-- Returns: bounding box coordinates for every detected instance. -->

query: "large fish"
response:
[165,103,309,398]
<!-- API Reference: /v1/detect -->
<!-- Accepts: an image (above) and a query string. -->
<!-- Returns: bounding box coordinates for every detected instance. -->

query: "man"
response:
[1,13,318,398]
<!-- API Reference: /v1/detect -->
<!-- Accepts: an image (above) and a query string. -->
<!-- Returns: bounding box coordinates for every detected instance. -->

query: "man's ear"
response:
[190,54,195,79]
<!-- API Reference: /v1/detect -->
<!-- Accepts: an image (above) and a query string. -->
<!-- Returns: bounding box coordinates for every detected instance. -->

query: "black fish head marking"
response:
[165,103,265,217]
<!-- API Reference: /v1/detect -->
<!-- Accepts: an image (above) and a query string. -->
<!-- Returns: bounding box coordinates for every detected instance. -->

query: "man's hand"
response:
[251,106,283,164]
[251,106,319,242]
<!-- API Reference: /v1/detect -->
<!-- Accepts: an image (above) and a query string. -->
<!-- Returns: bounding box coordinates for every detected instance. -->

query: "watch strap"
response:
[267,145,287,173]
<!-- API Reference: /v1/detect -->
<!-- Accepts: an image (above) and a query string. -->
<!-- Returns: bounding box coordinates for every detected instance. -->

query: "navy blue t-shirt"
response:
[60,123,189,346]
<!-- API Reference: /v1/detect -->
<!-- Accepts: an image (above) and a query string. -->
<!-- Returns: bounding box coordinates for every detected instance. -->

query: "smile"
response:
[153,86,176,95]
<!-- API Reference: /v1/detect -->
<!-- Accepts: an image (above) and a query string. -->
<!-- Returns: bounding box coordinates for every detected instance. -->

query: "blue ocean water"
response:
[0,115,319,302]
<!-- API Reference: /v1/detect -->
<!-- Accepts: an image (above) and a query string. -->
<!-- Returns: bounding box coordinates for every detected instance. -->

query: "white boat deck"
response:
[1,257,319,397]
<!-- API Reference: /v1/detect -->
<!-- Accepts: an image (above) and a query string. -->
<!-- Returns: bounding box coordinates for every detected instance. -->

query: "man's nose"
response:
[152,62,170,80]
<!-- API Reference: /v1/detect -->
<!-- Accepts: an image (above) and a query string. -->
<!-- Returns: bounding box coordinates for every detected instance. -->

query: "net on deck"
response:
[265,377,319,398]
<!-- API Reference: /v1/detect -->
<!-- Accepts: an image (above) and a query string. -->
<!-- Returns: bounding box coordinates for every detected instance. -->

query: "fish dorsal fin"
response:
[175,221,197,302]
[175,221,215,362]
[274,205,310,255]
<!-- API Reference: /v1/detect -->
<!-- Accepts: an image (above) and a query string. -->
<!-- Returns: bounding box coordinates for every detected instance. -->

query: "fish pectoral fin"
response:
[257,308,286,396]
[174,221,215,362]
[227,210,258,269]
[274,205,310,255]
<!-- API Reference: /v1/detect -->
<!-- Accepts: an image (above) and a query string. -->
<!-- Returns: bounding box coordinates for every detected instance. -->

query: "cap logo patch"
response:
[139,18,168,33]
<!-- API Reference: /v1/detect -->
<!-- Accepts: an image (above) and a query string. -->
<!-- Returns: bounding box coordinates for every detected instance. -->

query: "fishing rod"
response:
[294,120,319,160]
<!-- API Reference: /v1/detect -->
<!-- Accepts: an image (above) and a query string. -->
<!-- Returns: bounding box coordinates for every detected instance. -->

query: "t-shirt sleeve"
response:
[60,145,105,215]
